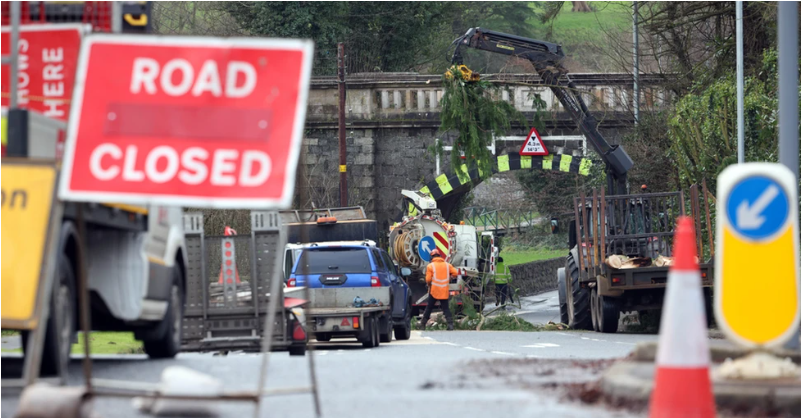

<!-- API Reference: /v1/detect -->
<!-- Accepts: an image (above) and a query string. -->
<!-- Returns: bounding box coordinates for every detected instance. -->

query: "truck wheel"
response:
[379,316,393,343]
[143,266,184,359]
[393,302,412,341]
[590,288,600,332]
[566,253,592,330]
[315,333,331,342]
[598,295,620,333]
[23,254,76,377]
[557,268,569,325]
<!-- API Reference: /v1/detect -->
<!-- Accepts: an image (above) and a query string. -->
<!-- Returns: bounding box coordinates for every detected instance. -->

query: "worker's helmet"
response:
[430,249,443,259]
[641,184,648,190]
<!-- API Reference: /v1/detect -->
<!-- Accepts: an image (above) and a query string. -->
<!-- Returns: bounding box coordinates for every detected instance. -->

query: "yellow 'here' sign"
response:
[1,162,59,329]
[715,163,801,349]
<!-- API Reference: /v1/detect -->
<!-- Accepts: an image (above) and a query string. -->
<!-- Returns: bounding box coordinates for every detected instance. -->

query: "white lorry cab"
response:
[2,109,188,377]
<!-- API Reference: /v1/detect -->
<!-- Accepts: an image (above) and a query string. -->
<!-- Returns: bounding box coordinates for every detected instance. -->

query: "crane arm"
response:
[451,27,633,195]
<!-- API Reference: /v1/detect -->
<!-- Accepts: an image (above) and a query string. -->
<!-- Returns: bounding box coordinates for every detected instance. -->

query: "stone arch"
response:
[413,153,594,220]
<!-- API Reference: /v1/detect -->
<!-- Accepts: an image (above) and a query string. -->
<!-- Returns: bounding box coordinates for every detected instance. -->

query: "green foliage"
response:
[667,49,798,192]
[500,249,568,266]
[440,70,526,178]
[481,312,539,331]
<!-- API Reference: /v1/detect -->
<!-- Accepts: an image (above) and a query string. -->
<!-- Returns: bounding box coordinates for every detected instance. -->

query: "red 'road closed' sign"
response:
[59,35,314,209]
[1,24,89,120]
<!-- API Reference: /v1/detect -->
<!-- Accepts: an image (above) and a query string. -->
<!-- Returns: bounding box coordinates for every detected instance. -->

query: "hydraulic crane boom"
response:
[451,27,633,196]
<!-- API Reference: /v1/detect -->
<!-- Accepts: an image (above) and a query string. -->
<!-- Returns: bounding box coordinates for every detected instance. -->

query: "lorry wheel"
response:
[566,253,592,330]
[379,316,393,343]
[23,254,76,377]
[590,288,600,332]
[143,266,184,359]
[557,268,569,325]
[598,295,620,333]
[393,302,412,341]
[315,333,331,342]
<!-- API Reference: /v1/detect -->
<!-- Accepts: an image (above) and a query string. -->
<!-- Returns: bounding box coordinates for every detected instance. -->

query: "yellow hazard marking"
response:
[456,164,470,184]
[720,227,799,344]
[579,158,592,175]
[339,165,347,173]
[1,164,57,329]
[436,174,453,195]
[560,155,573,172]
[542,155,553,170]
[420,186,430,196]
[102,203,148,215]
[408,203,418,216]
[521,155,532,169]
[433,233,449,254]
[1,115,7,147]
[497,155,510,172]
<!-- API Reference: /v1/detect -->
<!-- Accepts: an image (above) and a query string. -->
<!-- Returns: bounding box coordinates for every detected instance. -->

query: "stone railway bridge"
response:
[297,72,674,232]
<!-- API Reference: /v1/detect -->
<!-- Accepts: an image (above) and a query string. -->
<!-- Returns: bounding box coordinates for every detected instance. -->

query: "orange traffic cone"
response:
[649,217,716,418]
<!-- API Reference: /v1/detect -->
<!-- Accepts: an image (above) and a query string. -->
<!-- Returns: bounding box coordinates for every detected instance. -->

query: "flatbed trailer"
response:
[181,211,307,355]
[306,288,391,348]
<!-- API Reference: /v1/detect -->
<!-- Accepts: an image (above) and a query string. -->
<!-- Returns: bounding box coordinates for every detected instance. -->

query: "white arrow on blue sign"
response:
[725,176,789,240]
[418,236,435,262]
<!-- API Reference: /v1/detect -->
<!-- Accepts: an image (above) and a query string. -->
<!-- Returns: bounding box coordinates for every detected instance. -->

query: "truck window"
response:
[296,248,372,274]
[372,248,386,270]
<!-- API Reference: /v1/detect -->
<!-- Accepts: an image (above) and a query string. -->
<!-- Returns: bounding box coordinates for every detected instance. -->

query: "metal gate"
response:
[181,211,292,352]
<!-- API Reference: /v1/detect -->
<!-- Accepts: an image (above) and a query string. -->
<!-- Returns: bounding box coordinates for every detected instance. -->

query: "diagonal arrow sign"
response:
[420,239,432,254]
[736,185,780,230]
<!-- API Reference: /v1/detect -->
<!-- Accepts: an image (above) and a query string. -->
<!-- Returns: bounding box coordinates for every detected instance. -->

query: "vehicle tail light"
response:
[287,278,296,287]
[371,276,381,287]
[701,272,707,278]
[449,290,458,296]
[352,317,360,329]
[292,321,306,341]
[612,276,623,286]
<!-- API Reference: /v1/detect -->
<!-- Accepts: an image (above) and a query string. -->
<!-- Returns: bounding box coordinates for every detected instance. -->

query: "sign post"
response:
[59,35,313,209]
[715,163,801,349]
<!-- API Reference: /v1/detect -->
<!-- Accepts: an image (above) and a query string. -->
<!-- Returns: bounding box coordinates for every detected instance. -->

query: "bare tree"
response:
[152,2,244,36]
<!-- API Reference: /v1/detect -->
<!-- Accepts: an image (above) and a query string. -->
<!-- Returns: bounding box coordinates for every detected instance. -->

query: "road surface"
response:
[2,291,657,418]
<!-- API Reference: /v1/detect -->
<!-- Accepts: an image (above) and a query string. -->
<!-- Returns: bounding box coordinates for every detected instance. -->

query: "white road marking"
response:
[464,347,485,352]
[424,336,434,340]
[364,349,372,352]
[580,337,591,340]
[521,343,560,348]
[317,351,328,356]
[615,341,636,346]
[441,342,459,346]
[526,354,542,359]
[491,351,515,356]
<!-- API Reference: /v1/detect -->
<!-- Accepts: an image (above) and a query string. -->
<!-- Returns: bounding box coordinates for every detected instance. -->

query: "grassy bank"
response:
[502,248,567,266]
[1,332,143,355]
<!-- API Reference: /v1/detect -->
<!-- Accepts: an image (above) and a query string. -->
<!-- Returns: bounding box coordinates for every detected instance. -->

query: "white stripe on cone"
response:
[655,270,710,368]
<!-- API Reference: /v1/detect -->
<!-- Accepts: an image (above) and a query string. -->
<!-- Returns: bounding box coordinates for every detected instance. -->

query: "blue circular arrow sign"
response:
[726,176,789,240]
[418,236,436,262]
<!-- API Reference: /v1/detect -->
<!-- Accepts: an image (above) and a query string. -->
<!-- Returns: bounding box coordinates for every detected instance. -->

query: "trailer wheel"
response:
[379,316,393,343]
[361,317,376,348]
[393,301,412,341]
[598,295,620,333]
[143,265,184,358]
[23,254,76,377]
[566,253,592,330]
[557,268,569,325]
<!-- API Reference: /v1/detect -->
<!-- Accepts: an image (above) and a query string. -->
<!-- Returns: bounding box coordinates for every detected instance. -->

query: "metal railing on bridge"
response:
[462,207,542,234]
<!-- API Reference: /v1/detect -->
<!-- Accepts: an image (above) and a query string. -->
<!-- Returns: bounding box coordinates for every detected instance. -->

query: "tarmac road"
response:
[2,326,651,418]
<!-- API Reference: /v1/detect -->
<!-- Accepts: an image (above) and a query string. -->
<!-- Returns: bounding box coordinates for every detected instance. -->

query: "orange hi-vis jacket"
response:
[426,258,459,300]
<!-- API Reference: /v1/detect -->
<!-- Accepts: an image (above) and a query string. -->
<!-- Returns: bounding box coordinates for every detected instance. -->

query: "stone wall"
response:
[298,124,630,231]
[508,257,565,296]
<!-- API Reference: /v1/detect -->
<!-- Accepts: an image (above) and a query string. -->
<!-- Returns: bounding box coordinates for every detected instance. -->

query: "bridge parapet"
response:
[306,73,674,123]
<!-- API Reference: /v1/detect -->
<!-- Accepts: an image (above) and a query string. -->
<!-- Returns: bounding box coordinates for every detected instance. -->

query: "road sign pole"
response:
[736,1,744,164]
[9,1,20,110]
[778,1,800,350]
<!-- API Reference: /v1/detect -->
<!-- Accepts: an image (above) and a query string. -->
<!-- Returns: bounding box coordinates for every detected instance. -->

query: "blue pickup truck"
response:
[288,244,413,347]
